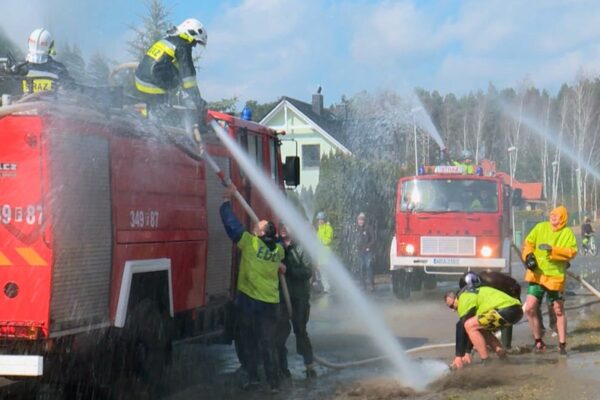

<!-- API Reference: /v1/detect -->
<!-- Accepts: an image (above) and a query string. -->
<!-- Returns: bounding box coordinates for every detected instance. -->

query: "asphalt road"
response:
[3,250,600,399]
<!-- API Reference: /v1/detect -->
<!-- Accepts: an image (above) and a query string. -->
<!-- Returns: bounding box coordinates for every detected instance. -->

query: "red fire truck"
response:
[389,164,521,299]
[0,96,298,386]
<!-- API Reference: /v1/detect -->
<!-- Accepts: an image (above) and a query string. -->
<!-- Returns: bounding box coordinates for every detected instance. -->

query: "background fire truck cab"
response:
[0,94,300,388]
[389,164,522,299]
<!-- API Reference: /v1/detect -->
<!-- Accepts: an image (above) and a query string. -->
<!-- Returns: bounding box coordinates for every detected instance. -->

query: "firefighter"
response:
[134,18,207,122]
[315,211,334,293]
[220,185,285,393]
[275,223,317,379]
[521,205,577,355]
[445,278,523,366]
[581,217,594,252]
[14,29,72,94]
[453,149,475,174]
[351,212,375,291]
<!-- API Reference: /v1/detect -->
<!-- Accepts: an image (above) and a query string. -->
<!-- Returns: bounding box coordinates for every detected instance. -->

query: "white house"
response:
[260,92,351,192]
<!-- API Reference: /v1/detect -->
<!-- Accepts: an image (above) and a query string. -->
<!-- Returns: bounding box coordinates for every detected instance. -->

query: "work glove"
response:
[525,253,538,271]
[538,244,552,251]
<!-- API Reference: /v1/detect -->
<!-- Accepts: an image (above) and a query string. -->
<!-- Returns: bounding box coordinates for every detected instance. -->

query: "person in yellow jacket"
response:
[315,211,334,293]
[445,275,523,367]
[220,185,285,392]
[521,205,577,355]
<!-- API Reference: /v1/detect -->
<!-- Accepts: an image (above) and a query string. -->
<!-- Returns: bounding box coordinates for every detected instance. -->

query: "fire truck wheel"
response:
[124,298,172,391]
[391,270,411,300]
[410,270,424,291]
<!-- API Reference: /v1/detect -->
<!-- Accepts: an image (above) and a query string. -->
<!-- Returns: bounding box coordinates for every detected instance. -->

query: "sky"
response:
[3,0,600,107]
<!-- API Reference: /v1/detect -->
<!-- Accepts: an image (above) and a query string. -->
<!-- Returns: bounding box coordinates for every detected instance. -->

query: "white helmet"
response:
[176,19,207,46]
[26,28,54,64]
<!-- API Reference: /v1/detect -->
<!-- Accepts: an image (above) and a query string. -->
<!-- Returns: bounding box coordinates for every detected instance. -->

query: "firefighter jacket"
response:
[457,286,521,321]
[220,201,284,304]
[317,222,334,247]
[134,34,203,108]
[14,57,72,94]
[283,241,313,301]
[521,206,577,291]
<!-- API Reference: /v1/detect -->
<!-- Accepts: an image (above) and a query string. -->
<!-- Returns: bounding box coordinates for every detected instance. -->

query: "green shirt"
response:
[475,286,521,315]
[457,286,521,318]
[457,290,477,318]
[237,232,285,304]
[526,221,577,277]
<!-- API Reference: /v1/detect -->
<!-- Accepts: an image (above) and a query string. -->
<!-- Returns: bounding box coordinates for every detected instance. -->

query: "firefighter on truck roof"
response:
[14,28,72,94]
[135,18,207,122]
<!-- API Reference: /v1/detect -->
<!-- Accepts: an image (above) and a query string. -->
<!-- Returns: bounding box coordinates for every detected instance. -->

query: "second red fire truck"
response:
[390,164,521,299]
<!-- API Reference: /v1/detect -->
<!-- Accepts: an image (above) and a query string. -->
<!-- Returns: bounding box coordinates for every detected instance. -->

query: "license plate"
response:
[432,258,460,265]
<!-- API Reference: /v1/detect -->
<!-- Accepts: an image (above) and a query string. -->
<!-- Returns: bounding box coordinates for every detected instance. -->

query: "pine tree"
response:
[57,43,86,83]
[87,54,111,86]
[128,0,172,60]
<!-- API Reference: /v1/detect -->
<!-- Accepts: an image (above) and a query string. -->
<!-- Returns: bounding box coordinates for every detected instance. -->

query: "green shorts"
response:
[527,283,564,304]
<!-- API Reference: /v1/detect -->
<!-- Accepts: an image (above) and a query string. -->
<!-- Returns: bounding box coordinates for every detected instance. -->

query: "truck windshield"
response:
[400,179,498,213]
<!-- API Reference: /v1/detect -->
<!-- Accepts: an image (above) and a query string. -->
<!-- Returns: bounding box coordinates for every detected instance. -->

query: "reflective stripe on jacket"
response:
[135,35,199,97]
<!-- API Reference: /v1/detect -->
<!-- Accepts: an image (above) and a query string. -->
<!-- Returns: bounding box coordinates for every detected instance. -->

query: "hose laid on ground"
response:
[512,243,600,300]
[313,343,455,370]
[567,270,600,299]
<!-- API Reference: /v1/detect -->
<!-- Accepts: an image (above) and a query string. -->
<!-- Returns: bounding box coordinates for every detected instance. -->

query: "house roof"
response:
[478,159,544,201]
[495,171,544,200]
[261,96,351,154]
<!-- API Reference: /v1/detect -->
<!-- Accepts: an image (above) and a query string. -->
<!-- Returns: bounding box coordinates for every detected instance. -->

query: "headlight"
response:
[405,244,415,255]
[480,246,493,257]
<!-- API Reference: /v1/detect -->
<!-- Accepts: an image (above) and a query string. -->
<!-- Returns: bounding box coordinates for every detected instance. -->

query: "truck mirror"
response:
[512,188,523,207]
[283,156,300,187]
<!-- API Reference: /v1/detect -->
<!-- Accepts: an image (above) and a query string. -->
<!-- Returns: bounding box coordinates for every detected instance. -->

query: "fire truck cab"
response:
[390,164,519,299]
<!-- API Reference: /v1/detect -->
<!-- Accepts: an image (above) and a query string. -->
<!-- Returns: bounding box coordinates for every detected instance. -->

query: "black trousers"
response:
[235,293,279,386]
[276,297,314,371]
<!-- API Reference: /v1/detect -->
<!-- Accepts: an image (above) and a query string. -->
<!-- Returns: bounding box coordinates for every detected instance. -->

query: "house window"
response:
[302,144,320,168]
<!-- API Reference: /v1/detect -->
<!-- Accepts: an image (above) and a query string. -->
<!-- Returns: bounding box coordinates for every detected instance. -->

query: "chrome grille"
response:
[421,236,476,256]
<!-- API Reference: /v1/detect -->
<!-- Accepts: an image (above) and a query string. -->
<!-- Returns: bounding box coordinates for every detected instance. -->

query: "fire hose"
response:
[511,243,600,299]
[192,121,457,369]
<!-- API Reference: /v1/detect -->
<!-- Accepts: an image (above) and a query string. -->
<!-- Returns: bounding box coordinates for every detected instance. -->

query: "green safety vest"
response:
[236,232,285,303]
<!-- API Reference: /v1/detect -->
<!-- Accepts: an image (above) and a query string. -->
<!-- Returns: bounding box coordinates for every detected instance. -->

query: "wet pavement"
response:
[3,253,600,399]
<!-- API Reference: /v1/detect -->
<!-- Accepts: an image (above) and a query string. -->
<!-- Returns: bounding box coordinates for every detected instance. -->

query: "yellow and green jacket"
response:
[317,222,334,247]
[521,206,577,291]
[457,286,521,319]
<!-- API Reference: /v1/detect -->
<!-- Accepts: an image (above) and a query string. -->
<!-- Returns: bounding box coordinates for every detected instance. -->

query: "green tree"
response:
[244,99,280,122]
[0,27,20,59]
[57,43,86,83]
[207,97,238,113]
[128,0,172,60]
[87,54,111,86]
[314,153,408,275]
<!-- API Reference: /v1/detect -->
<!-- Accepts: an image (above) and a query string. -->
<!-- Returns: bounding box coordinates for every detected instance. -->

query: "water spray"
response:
[191,124,295,317]
[208,119,447,389]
